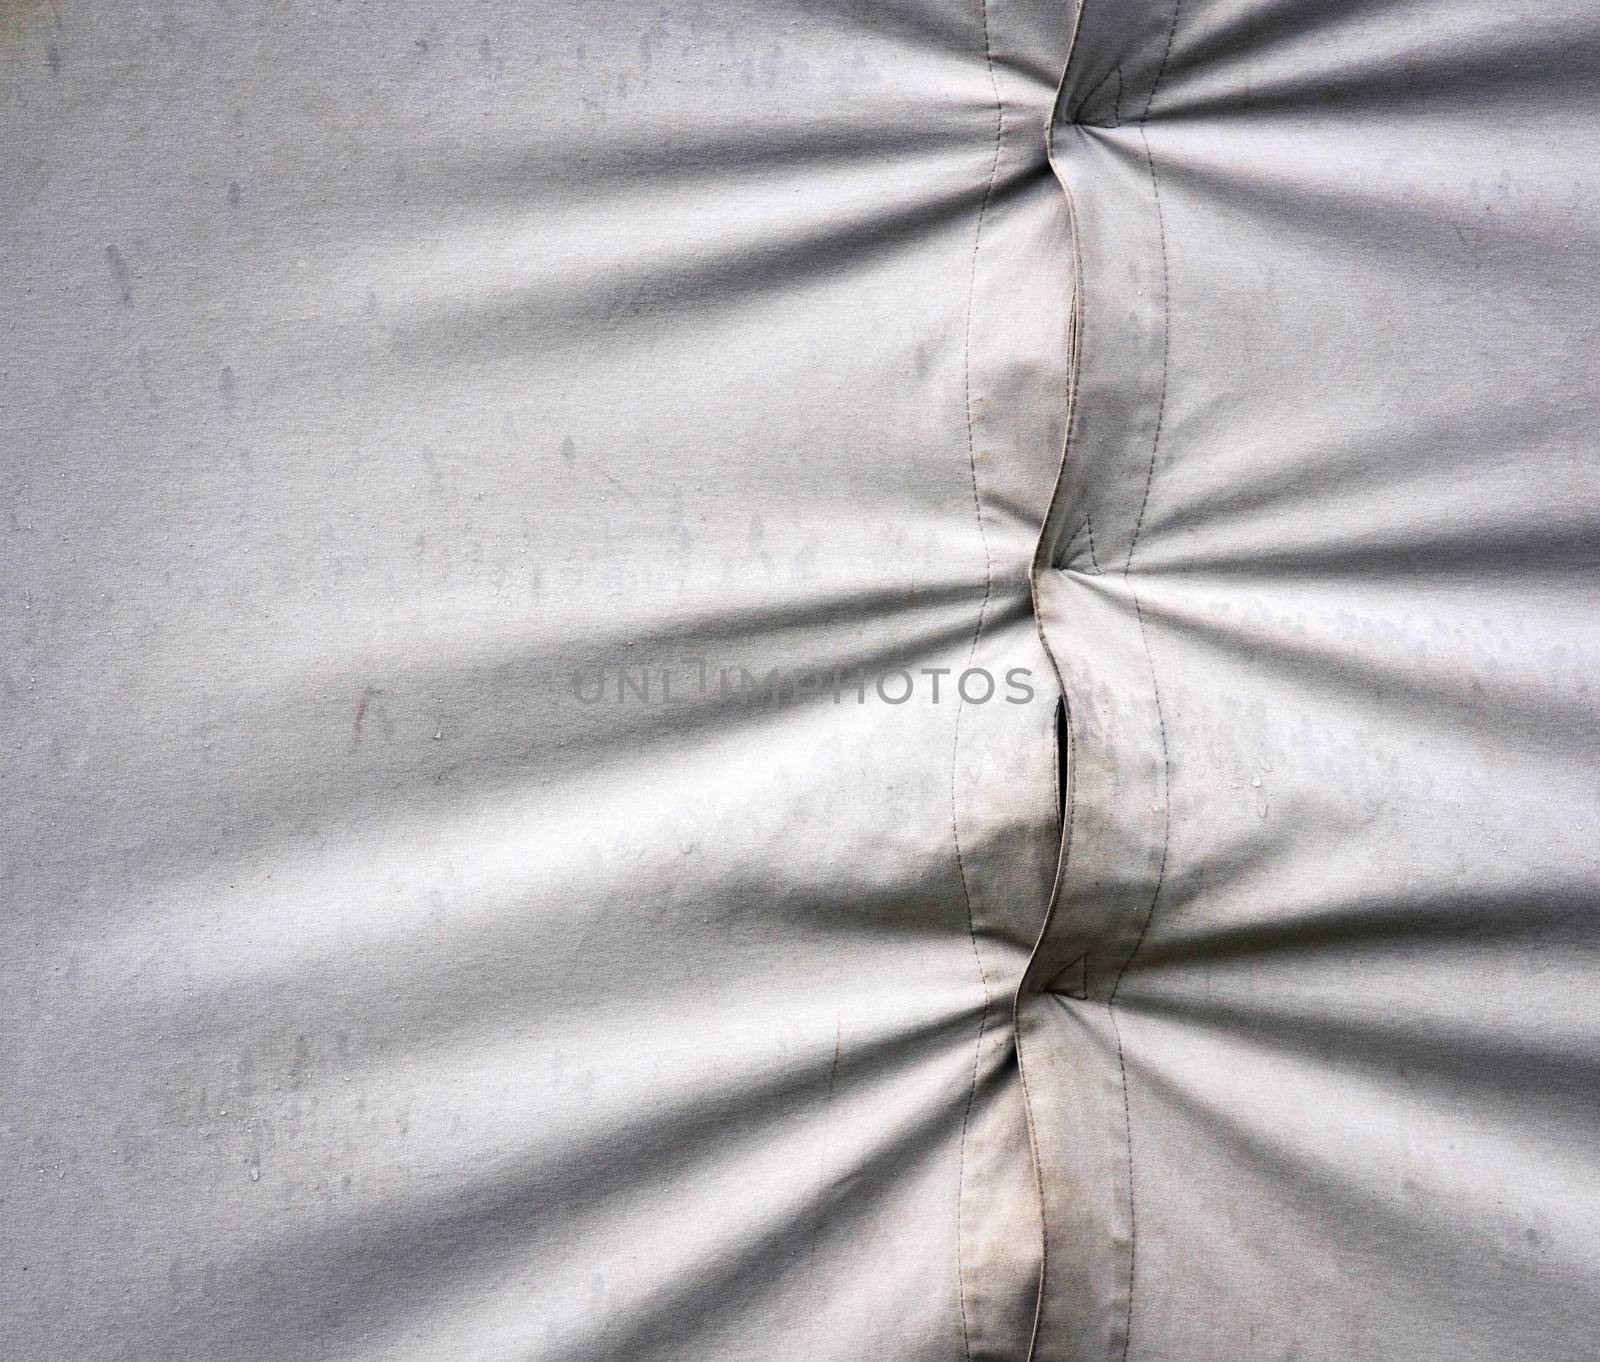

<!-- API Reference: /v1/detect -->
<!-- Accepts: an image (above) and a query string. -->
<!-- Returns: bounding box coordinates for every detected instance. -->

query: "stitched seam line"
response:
[1020,195,1082,1361]
[1123,1,1181,577]
[1108,587,1170,1362]
[1018,179,1084,1362]
[1108,6,1182,1361]
[1019,2,1092,1344]
[1107,1002,1141,1362]
[952,3,1004,1358]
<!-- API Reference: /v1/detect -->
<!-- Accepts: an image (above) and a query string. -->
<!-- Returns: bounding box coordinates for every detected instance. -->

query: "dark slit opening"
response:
[1055,693,1069,831]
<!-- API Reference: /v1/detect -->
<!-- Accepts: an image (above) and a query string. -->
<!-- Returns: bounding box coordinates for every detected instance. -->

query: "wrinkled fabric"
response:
[1025,3,1600,1359]
[2,4,1070,1358]
[3,2,1598,1361]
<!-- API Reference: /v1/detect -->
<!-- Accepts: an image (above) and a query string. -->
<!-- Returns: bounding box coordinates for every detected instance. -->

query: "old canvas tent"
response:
[4,1,1598,1358]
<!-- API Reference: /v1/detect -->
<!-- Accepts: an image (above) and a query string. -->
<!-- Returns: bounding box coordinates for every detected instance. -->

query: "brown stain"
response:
[352,686,392,747]
[353,686,379,744]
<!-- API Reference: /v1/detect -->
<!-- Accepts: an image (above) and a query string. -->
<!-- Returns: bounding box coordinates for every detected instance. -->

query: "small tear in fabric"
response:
[1056,694,1069,832]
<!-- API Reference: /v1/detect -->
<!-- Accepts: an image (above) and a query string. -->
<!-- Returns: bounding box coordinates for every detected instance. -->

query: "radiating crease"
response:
[91,693,980,1003]
[1079,120,1599,279]
[1136,880,1600,971]
[536,1037,996,1362]
[72,581,1031,899]
[1121,976,1600,1119]
[1139,523,1598,583]
[184,1006,983,1362]
[1121,577,1600,768]
[368,158,1047,365]
[1152,3,1600,121]
[1131,432,1600,580]
[104,868,980,1081]
[1116,1006,1600,1312]
[401,114,986,211]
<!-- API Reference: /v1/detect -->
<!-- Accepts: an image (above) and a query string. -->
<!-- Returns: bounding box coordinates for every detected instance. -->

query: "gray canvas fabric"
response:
[2,4,1071,1358]
[3,2,1597,1361]
[1025,4,1600,1359]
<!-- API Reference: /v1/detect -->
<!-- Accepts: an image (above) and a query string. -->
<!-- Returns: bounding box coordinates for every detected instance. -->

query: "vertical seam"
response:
[1124,0,1181,576]
[1109,6,1182,1362]
[1085,511,1104,574]
[1019,1,1093,1348]
[1108,588,1169,1362]
[951,0,1004,1357]
[1018,166,1085,1362]
[1107,1001,1142,1362]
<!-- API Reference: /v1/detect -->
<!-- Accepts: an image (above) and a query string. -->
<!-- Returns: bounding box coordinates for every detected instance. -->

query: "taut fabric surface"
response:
[4,2,1599,1360]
